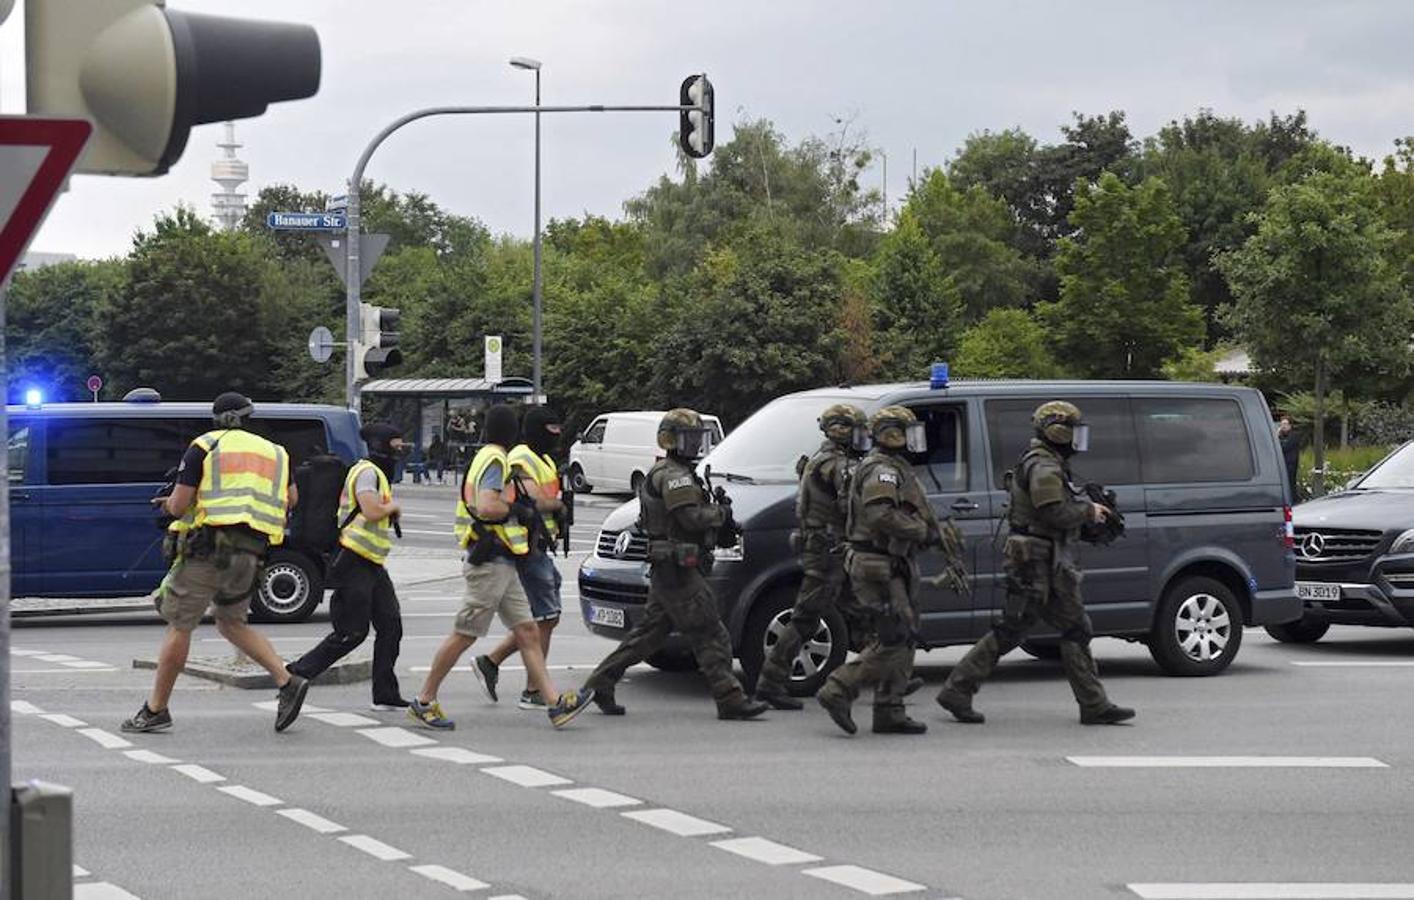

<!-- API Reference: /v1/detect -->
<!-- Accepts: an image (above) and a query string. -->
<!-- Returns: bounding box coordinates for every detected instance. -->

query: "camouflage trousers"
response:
[944,535,1109,714]
[757,548,846,692]
[584,566,746,705]
[819,550,915,718]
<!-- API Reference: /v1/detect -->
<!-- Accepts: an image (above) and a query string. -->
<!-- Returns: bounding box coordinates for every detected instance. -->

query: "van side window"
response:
[583,421,607,444]
[985,398,1140,487]
[1136,397,1253,483]
[8,423,29,484]
[903,405,967,492]
[246,418,328,468]
[46,418,195,485]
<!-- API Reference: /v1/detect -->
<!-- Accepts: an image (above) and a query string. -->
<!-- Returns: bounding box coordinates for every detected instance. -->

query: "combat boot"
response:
[815,689,857,735]
[936,687,985,724]
[592,689,626,716]
[872,707,927,735]
[754,681,804,711]
[1080,704,1135,725]
[717,696,769,720]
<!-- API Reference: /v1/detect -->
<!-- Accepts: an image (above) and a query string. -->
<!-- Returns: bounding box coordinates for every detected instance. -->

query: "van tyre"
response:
[252,548,324,624]
[1148,575,1243,676]
[740,586,848,697]
[630,471,645,495]
[1265,615,1330,644]
[569,464,592,494]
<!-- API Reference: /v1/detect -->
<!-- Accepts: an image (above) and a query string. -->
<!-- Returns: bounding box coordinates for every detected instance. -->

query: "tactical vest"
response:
[338,460,393,565]
[1006,442,1071,541]
[639,458,706,544]
[846,450,928,552]
[508,444,559,540]
[454,445,529,555]
[169,429,289,545]
[796,442,851,536]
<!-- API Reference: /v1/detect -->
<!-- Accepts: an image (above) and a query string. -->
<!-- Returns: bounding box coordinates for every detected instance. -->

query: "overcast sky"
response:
[4,0,1412,261]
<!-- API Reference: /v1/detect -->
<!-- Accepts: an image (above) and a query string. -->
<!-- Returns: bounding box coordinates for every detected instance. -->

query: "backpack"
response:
[287,452,349,554]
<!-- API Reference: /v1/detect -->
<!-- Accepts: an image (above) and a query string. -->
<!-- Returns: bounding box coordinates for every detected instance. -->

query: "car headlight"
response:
[1391,529,1414,554]
[714,545,743,561]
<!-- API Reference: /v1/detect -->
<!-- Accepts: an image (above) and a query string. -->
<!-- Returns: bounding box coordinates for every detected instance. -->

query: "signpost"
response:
[86,374,102,402]
[265,211,346,231]
[485,335,504,383]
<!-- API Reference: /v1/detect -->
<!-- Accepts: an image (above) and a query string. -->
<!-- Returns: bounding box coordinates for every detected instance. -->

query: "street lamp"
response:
[510,56,543,402]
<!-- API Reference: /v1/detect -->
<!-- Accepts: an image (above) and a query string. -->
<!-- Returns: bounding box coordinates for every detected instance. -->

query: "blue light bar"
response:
[930,362,950,390]
[24,389,42,408]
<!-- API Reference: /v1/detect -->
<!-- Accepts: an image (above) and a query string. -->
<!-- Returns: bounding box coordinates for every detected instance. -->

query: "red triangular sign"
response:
[0,117,92,285]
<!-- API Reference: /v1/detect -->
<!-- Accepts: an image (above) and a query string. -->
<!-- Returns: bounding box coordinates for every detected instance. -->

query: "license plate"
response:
[1296,581,1341,602]
[589,604,626,629]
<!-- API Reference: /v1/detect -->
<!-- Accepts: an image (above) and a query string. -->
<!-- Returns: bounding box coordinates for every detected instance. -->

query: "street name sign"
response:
[266,211,346,231]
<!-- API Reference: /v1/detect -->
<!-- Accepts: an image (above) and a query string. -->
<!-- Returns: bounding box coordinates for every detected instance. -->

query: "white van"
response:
[567,411,724,495]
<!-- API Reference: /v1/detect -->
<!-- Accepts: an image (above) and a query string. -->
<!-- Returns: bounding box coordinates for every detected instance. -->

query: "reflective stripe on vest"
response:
[453,445,529,555]
[507,444,559,540]
[339,459,393,564]
[189,429,289,545]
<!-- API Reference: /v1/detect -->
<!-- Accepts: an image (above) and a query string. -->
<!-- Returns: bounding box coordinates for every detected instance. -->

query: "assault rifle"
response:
[1079,482,1124,545]
[557,470,575,557]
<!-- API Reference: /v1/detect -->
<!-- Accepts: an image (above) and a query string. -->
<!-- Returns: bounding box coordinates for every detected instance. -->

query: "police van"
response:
[7,393,362,622]
[578,375,1301,692]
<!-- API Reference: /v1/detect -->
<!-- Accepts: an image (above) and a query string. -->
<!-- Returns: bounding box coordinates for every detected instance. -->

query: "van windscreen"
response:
[703,396,851,483]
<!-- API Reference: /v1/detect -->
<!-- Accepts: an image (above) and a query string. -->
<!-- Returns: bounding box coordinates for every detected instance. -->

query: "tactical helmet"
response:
[658,408,713,460]
[869,405,925,452]
[212,391,254,428]
[1032,400,1089,452]
[819,403,867,447]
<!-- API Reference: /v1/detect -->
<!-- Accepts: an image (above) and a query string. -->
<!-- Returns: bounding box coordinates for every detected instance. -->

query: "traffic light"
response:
[678,74,715,159]
[25,2,320,176]
[353,303,402,380]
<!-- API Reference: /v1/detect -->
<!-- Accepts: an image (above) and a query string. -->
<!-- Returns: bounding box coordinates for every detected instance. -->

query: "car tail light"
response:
[1281,505,1294,550]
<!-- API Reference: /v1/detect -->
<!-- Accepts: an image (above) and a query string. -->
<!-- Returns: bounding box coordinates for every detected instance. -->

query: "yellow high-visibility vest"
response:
[169,429,289,545]
[339,460,393,565]
[454,445,529,555]
[508,444,559,541]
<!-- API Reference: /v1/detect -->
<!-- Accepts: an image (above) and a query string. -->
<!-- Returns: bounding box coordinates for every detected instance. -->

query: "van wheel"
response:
[630,471,645,494]
[252,549,324,624]
[1265,615,1330,644]
[1148,575,1243,676]
[1020,639,1061,660]
[569,464,592,494]
[646,649,697,672]
[741,586,848,696]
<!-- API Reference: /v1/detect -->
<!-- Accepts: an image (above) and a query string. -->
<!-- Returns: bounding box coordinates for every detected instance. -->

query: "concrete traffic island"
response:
[132,654,371,689]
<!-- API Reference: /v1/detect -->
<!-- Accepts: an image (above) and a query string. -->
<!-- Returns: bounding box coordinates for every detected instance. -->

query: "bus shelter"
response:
[360,377,535,481]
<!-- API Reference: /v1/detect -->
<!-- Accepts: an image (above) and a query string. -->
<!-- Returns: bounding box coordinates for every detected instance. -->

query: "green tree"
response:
[1219,169,1410,495]
[6,259,123,402]
[871,210,961,378]
[953,309,1060,378]
[1038,173,1202,378]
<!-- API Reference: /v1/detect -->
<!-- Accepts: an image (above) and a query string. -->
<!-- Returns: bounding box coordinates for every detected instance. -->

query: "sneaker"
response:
[518,690,547,710]
[408,698,455,730]
[275,674,310,733]
[472,655,500,702]
[370,697,411,712]
[548,688,595,729]
[120,703,172,734]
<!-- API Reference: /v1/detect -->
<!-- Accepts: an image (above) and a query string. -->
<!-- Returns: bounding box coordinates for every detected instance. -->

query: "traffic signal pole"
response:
[344,92,709,411]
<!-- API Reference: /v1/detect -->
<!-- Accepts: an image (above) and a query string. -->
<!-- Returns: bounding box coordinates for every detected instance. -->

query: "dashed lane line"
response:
[357,726,438,748]
[124,750,179,765]
[11,700,44,714]
[218,785,283,807]
[40,713,88,728]
[74,883,142,899]
[409,864,491,892]
[172,764,225,784]
[481,764,573,788]
[711,836,824,866]
[276,807,348,835]
[11,668,119,674]
[37,654,82,663]
[551,787,642,809]
[76,728,132,750]
[1067,756,1387,768]
[803,865,928,896]
[622,808,732,838]
[339,834,413,862]
[411,746,503,765]
[1128,885,1414,899]
[74,866,90,877]
[1290,661,1414,667]
[308,711,380,727]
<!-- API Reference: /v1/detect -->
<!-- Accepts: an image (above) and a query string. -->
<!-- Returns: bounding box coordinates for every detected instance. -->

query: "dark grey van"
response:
[578,379,1301,692]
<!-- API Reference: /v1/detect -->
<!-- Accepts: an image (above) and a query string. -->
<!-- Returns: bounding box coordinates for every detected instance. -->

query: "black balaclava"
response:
[522,406,562,457]
[483,404,519,449]
[360,422,404,482]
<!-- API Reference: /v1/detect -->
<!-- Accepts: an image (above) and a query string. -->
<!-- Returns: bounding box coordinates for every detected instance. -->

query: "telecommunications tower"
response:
[210,122,249,230]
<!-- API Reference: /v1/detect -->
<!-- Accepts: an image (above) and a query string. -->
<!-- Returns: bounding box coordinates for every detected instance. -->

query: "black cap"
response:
[213,391,253,417]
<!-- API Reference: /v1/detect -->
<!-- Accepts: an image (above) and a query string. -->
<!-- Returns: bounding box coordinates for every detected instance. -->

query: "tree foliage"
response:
[954,309,1060,379]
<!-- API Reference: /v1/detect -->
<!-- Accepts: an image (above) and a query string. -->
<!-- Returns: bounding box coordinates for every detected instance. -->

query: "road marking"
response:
[76,728,131,750]
[276,807,347,834]
[1290,661,1414,667]
[339,834,412,861]
[399,528,455,537]
[11,700,43,714]
[74,884,142,899]
[171,764,225,784]
[710,836,823,865]
[481,764,572,788]
[218,785,283,807]
[62,660,115,669]
[123,750,178,765]
[40,713,88,728]
[73,865,90,877]
[1128,885,1414,899]
[1067,756,1387,768]
[802,864,928,896]
[357,727,438,748]
[408,864,490,892]
[37,654,80,662]
[621,808,731,837]
[551,787,642,809]
[12,667,118,674]
[398,513,438,519]
[11,649,47,657]
[251,700,331,714]
[309,712,380,727]
[410,746,503,765]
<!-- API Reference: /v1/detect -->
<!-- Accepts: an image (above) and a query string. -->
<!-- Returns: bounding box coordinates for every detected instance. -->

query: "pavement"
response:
[13,484,1414,898]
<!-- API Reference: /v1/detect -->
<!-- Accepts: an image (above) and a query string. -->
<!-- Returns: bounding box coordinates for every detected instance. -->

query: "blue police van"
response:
[7,394,362,622]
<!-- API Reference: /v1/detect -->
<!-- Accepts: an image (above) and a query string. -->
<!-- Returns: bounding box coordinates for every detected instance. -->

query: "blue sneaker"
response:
[407,698,455,730]
[548,688,595,729]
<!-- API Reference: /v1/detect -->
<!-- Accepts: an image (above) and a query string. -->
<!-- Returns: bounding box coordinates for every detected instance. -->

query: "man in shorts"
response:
[121,392,309,734]
[408,404,592,730]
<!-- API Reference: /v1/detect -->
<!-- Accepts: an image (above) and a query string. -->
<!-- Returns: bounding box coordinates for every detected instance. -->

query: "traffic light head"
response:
[354,303,401,380]
[678,74,714,159]
[26,2,320,176]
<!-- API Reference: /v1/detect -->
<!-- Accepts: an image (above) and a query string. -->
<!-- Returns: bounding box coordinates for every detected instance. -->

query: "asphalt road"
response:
[13,483,1414,899]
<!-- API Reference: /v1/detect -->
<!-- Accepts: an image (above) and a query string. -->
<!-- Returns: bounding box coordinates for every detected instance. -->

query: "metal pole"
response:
[532,70,543,402]
[1,281,12,900]
[881,149,887,220]
[345,183,361,413]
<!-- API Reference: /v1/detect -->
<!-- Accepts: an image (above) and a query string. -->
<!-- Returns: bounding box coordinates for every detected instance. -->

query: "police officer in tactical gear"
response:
[581,409,768,720]
[937,401,1135,726]
[817,406,949,736]
[755,403,867,710]
[123,392,309,734]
